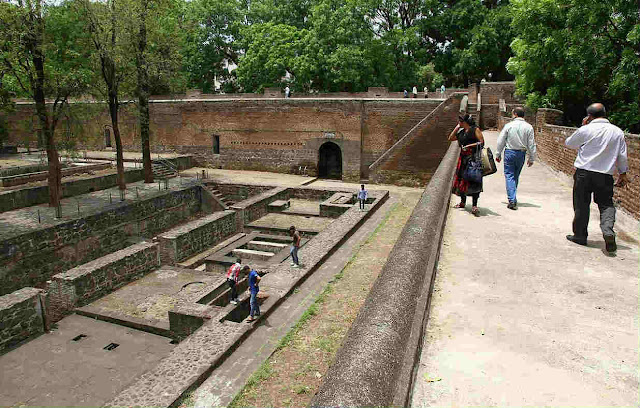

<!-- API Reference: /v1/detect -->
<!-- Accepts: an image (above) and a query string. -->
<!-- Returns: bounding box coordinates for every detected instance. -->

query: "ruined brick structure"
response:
[5,84,526,184]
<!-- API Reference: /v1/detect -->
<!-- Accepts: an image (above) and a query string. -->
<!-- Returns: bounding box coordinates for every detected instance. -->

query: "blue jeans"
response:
[504,149,526,203]
[290,245,299,265]
[250,291,260,318]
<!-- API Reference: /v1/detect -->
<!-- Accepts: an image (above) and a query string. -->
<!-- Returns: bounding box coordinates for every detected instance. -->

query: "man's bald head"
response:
[587,103,606,118]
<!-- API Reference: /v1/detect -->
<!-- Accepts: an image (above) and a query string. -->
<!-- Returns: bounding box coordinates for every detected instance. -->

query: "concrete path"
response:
[0,314,175,407]
[179,194,399,408]
[411,131,639,407]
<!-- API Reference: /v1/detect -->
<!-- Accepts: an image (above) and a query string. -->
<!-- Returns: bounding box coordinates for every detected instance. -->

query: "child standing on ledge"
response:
[358,184,368,210]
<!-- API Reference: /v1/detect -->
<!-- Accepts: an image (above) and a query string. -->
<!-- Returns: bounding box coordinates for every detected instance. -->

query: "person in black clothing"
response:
[448,114,485,216]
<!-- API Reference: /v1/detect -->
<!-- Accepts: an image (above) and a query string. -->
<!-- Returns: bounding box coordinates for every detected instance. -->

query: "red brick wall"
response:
[533,109,639,219]
[6,99,444,182]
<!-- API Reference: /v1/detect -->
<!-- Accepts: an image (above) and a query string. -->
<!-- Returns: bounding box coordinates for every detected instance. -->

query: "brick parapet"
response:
[0,287,46,355]
[46,242,160,322]
[0,163,112,188]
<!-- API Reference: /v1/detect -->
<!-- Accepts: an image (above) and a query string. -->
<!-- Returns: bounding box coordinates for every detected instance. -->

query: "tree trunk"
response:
[108,94,126,191]
[29,1,62,207]
[136,0,153,183]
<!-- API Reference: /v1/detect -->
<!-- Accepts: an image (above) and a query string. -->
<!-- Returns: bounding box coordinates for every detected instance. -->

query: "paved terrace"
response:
[412,131,639,406]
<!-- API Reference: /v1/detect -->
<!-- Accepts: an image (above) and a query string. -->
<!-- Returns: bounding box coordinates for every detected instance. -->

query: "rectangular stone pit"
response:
[320,192,356,218]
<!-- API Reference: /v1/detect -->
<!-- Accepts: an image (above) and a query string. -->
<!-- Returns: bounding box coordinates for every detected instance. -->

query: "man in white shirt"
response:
[564,103,628,253]
[495,107,536,210]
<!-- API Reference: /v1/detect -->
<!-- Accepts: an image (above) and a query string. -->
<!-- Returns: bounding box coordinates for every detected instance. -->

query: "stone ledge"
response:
[0,287,46,355]
[0,287,43,309]
[311,143,459,407]
[56,241,158,281]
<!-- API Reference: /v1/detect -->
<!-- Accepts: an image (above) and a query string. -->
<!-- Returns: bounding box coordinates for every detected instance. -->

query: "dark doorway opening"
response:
[318,142,342,179]
[104,127,112,147]
[213,135,220,154]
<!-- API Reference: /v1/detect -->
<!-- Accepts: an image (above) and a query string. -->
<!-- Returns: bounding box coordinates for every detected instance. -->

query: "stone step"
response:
[267,199,290,212]
[231,248,275,261]
[246,240,288,252]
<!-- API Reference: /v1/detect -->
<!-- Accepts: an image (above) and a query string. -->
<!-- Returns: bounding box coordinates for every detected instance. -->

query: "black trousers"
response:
[460,192,479,207]
[227,279,237,301]
[572,168,616,239]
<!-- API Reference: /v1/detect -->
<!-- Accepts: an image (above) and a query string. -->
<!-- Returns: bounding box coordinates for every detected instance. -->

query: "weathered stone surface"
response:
[311,143,458,408]
[104,187,390,408]
[158,210,237,264]
[0,186,202,295]
[46,242,160,322]
[0,287,45,355]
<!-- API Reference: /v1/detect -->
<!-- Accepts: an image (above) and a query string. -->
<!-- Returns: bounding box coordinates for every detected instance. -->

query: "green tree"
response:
[182,0,242,92]
[417,0,515,87]
[77,0,132,192]
[507,0,639,131]
[121,0,186,182]
[0,0,91,207]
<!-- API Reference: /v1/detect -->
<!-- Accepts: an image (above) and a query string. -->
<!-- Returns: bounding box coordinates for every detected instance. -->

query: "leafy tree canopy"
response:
[508,0,639,131]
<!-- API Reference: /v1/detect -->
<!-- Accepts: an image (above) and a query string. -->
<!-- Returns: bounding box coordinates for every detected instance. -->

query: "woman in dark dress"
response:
[449,114,485,216]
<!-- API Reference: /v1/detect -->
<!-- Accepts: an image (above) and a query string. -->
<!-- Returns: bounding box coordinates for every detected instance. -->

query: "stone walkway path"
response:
[412,131,639,407]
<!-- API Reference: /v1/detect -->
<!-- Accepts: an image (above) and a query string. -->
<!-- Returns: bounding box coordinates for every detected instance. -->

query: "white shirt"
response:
[565,118,628,175]
[496,117,537,161]
[412,87,417,94]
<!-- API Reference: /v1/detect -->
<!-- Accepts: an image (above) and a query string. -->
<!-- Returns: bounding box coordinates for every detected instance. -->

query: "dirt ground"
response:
[248,213,334,231]
[229,185,422,407]
[0,157,40,168]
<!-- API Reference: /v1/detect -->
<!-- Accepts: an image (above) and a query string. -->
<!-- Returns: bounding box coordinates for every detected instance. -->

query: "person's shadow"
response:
[500,201,541,208]
[475,207,501,217]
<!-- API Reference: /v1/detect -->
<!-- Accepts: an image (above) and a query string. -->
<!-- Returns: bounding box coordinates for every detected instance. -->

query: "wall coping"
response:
[0,287,43,309]
[312,142,459,407]
[54,241,158,281]
[159,210,235,239]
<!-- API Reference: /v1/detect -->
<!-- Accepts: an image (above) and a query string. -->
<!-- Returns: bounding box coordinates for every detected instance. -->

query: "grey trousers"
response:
[572,168,616,239]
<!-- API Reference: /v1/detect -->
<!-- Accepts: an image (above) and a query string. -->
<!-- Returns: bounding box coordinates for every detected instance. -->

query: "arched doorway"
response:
[318,142,342,179]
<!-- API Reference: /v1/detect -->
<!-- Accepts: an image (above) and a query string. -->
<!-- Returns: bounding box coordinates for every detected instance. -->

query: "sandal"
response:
[471,206,480,216]
[454,202,466,208]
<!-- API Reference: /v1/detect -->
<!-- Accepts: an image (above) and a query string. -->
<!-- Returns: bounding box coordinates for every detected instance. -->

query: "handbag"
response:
[480,147,497,176]
[463,155,483,183]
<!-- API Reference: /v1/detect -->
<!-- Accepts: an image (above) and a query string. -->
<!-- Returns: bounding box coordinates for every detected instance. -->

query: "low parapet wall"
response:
[0,287,46,355]
[46,242,160,322]
[230,186,289,227]
[158,210,237,264]
[312,142,459,407]
[0,168,144,213]
[0,163,112,187]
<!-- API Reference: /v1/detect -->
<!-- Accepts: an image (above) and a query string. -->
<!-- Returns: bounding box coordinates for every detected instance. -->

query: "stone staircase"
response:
[368,94,465,185]
[205,186,235,207]
[151,160,178,180]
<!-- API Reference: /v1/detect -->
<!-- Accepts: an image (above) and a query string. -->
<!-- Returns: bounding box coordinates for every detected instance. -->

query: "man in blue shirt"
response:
[247,267,261,322]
